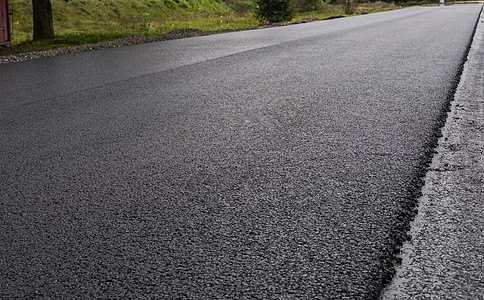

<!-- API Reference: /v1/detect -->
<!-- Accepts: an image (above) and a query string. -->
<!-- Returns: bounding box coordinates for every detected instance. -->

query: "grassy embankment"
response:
[3,0,399,55]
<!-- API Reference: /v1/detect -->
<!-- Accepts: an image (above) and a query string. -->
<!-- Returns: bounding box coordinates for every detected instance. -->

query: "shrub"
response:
[294,0,322,11]
[340,0,359,14]
[254,0,295,23]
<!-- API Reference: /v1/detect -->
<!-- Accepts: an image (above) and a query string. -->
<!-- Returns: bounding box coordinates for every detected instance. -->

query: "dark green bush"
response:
[294,0,321,11]
[340,0,359,14]
[254,0,295,23]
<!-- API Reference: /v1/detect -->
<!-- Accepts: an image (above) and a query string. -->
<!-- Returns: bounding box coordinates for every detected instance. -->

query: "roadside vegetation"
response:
[2,0,436,55]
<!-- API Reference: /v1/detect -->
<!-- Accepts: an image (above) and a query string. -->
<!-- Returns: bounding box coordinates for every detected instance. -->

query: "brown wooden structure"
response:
[0,0,11,47]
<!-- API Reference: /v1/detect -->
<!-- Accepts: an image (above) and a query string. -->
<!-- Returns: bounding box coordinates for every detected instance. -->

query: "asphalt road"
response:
[1,6,482,299]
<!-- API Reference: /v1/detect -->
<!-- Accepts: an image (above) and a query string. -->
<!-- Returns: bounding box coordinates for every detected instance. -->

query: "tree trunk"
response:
[32,0,54,40]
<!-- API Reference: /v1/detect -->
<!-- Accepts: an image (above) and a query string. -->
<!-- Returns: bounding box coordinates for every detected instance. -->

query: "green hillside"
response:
[10,0,257,43]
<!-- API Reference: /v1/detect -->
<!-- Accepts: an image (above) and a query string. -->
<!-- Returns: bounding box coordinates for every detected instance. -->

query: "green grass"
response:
[2,0,400,56]
[8,0,256,44]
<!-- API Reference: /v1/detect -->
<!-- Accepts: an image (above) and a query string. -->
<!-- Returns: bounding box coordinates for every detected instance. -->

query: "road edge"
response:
[379,4,484,299]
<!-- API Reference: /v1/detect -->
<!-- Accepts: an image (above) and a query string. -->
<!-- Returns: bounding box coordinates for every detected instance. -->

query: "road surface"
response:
[1,5,482,299]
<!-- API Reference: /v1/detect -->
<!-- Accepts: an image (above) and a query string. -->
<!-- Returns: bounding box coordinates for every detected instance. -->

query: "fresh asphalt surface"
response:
[1,6,482,299]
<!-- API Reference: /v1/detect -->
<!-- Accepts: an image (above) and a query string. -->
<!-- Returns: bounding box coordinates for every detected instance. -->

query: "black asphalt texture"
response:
[1,6,482,299]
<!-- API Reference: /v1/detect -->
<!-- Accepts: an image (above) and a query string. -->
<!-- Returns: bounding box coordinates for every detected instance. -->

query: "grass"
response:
[2,0,401,56]
[293,1,397,20]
